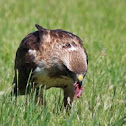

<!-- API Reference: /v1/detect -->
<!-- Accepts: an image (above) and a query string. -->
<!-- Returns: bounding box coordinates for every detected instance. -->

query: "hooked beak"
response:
[76,74,83,88]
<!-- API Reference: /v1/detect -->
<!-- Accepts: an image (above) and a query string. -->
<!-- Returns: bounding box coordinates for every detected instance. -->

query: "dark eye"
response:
[62,43,71,48]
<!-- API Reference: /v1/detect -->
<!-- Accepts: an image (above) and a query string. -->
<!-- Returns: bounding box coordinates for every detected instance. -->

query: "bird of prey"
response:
[12,24,88,109]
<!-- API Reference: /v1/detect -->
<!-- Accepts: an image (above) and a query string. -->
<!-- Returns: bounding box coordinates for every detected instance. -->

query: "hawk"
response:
[13,24,88,109]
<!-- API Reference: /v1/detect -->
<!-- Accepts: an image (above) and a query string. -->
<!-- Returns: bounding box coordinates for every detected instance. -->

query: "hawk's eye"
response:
[62,43,71,48]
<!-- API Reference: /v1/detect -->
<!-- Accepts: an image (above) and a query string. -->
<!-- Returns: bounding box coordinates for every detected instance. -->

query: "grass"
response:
[0,0,126,125]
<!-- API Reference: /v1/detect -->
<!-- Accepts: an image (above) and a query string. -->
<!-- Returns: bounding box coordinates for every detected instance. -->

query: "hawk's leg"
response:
[63,85,75,110]
[35,86,46,106]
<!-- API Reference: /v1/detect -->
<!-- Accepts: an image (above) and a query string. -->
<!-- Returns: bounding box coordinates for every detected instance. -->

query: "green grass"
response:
[0,0,126,125]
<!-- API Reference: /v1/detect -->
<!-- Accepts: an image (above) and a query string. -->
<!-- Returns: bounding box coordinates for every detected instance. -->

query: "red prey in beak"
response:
[74,74,84,98]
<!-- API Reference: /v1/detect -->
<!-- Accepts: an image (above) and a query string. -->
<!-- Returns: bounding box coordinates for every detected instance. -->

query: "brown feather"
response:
[13,24,88,108]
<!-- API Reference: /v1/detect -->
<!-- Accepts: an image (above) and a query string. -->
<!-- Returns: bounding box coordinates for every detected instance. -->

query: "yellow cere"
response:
[78,74,83,81]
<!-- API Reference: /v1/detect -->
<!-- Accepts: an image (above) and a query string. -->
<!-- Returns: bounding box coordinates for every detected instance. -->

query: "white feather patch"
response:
[68,45,77,51]
[28,49,37,61]
[34,66,47,75]
[28,49,37,57]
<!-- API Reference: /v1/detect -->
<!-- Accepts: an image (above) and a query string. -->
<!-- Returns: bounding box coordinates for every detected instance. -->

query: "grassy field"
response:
[0,0,126,125]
